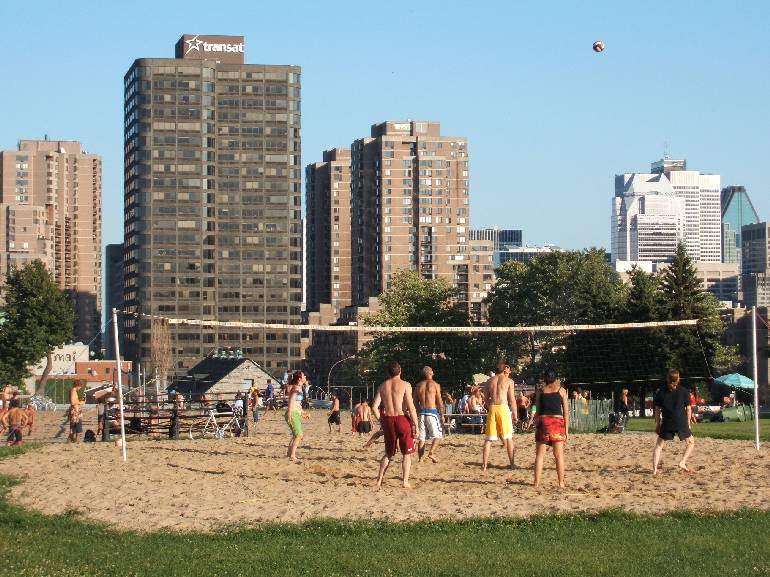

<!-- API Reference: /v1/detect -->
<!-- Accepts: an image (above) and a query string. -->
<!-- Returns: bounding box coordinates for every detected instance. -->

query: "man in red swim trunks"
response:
[372,361,419,489]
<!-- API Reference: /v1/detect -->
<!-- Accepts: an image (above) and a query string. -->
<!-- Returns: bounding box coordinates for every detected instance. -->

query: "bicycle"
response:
[28,395,57,411]
[188,407,243,440]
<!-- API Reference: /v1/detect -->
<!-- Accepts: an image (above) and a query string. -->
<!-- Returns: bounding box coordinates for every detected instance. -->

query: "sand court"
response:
[2,411,768,532]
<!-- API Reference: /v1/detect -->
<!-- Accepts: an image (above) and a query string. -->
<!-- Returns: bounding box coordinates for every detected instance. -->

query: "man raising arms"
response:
[482,363,518,472]
[414,366,445,463]
[372,362,419,488]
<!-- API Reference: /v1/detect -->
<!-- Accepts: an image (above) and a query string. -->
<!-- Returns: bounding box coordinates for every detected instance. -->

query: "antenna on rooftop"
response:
[663,139,670,160]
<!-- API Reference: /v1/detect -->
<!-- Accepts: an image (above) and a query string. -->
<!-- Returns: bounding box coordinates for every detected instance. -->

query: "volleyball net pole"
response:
[752,306,760,451]
[112,308,128,462]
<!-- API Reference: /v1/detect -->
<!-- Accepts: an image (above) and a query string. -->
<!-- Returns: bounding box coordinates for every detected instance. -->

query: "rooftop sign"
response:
[175,35,245,64]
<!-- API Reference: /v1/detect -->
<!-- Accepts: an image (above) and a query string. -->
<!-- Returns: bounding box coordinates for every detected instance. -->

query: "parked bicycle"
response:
[28,395,57,411]
[188,406,243,440]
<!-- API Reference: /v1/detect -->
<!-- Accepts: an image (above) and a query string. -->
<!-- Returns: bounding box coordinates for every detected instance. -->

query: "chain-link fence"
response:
[568,398,613,433]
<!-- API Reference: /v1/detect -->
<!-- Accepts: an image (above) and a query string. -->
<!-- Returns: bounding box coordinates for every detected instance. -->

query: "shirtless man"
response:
[372,362,419,488]
[24,404,35,437]
[351,400,361,434]
[414,366,445,463]
[285,371,306,461]
[328,394,341,433]
[482,363,518,472]
[68,381,85,443]
[1,383,11,410]
[356,400,373,435]
[3,399,28,446]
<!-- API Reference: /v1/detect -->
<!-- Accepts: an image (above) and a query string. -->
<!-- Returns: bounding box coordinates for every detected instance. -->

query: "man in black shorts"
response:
[652,369,695,475]
[327,394,341,433]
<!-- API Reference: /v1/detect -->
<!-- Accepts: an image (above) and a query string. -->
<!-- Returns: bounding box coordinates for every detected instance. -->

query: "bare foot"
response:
[678,463,693,474]
[428,454,439,463]
[482,464,488,473]
[375,478,383,488]
[558,482,566,489]
[652,469,659,476]
[402,481,412,489]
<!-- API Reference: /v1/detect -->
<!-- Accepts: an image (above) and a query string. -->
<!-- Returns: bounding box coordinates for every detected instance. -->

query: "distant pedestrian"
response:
[265,380,276,413]
[3,399,28,446]
[328,394,341,433]
[68,381,85,443]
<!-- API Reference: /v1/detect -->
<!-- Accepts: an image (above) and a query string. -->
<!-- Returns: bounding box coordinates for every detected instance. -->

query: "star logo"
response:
[185,35,203,55]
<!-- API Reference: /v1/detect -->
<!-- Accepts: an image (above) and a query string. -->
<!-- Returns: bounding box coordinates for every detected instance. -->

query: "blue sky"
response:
[1,0,768,250]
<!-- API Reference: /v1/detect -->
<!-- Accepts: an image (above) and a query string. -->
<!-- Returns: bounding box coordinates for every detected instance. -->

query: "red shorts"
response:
[381,415,415,457]
[536,416,566,444]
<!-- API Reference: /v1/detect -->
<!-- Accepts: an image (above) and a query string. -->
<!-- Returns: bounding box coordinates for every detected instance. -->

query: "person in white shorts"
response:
[414,366,445,463]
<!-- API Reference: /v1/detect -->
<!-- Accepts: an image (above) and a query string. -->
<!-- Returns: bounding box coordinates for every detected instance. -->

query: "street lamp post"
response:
[327,354,356,395]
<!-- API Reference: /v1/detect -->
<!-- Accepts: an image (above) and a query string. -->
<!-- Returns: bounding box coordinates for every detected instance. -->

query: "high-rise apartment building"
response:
[721,185,759,271]
[306,148,352,314]
[651,158,721,262]
[742,222,770,307]
[123,35,302,375]
[0,139,101,342]
[307,121,493,320]
[350,121,492,317]
[105,243,124,359]
[611,172,686,263]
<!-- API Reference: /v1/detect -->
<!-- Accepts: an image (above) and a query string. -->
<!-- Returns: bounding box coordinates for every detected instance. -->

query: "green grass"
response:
[625,418,769,441]
[0,445,769,576]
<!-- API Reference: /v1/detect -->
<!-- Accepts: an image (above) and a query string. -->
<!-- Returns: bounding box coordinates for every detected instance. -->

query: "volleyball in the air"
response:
[593,40,605,53]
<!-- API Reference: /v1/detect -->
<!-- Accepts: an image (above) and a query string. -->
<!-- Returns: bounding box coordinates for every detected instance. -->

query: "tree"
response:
[0,260,74,394]
[658,243,738,376]
[624,266,661,322]
[357,271,478,396]
[485,249,626,381]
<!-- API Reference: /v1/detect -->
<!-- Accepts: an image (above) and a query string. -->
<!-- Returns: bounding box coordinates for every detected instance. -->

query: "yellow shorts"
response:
[485,404,513,441]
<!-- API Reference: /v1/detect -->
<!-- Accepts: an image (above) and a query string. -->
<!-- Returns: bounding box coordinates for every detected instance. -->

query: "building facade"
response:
[498,245,561,265]
[104,244,124,359]
[350,121,493,317]
[742,222,770,307]
[0,139,102,343]
[470,227,522,249]
[123,35,302,376]
[721,185,759,270]
[470,227,523,266]
[611,172,685,263]
[306,148,352,314]
[651,158,721,262]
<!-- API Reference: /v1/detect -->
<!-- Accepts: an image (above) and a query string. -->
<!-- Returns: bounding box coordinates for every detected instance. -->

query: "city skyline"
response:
[0,1,767,254]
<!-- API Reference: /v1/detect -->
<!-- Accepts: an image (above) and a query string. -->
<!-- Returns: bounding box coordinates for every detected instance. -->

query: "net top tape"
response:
[118,310,699,333]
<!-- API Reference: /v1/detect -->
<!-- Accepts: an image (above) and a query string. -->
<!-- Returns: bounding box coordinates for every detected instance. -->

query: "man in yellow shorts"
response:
[482,362,518,472]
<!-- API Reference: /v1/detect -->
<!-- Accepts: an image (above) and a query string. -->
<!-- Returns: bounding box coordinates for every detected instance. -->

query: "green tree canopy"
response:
[0,260,74,393]
[485,249,625,381]
[358,271,477,395]
[658,243,738,376]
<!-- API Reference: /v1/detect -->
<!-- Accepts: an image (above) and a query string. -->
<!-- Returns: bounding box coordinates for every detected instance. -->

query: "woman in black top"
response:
[652,368,695,475]
[531,369,569,488]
